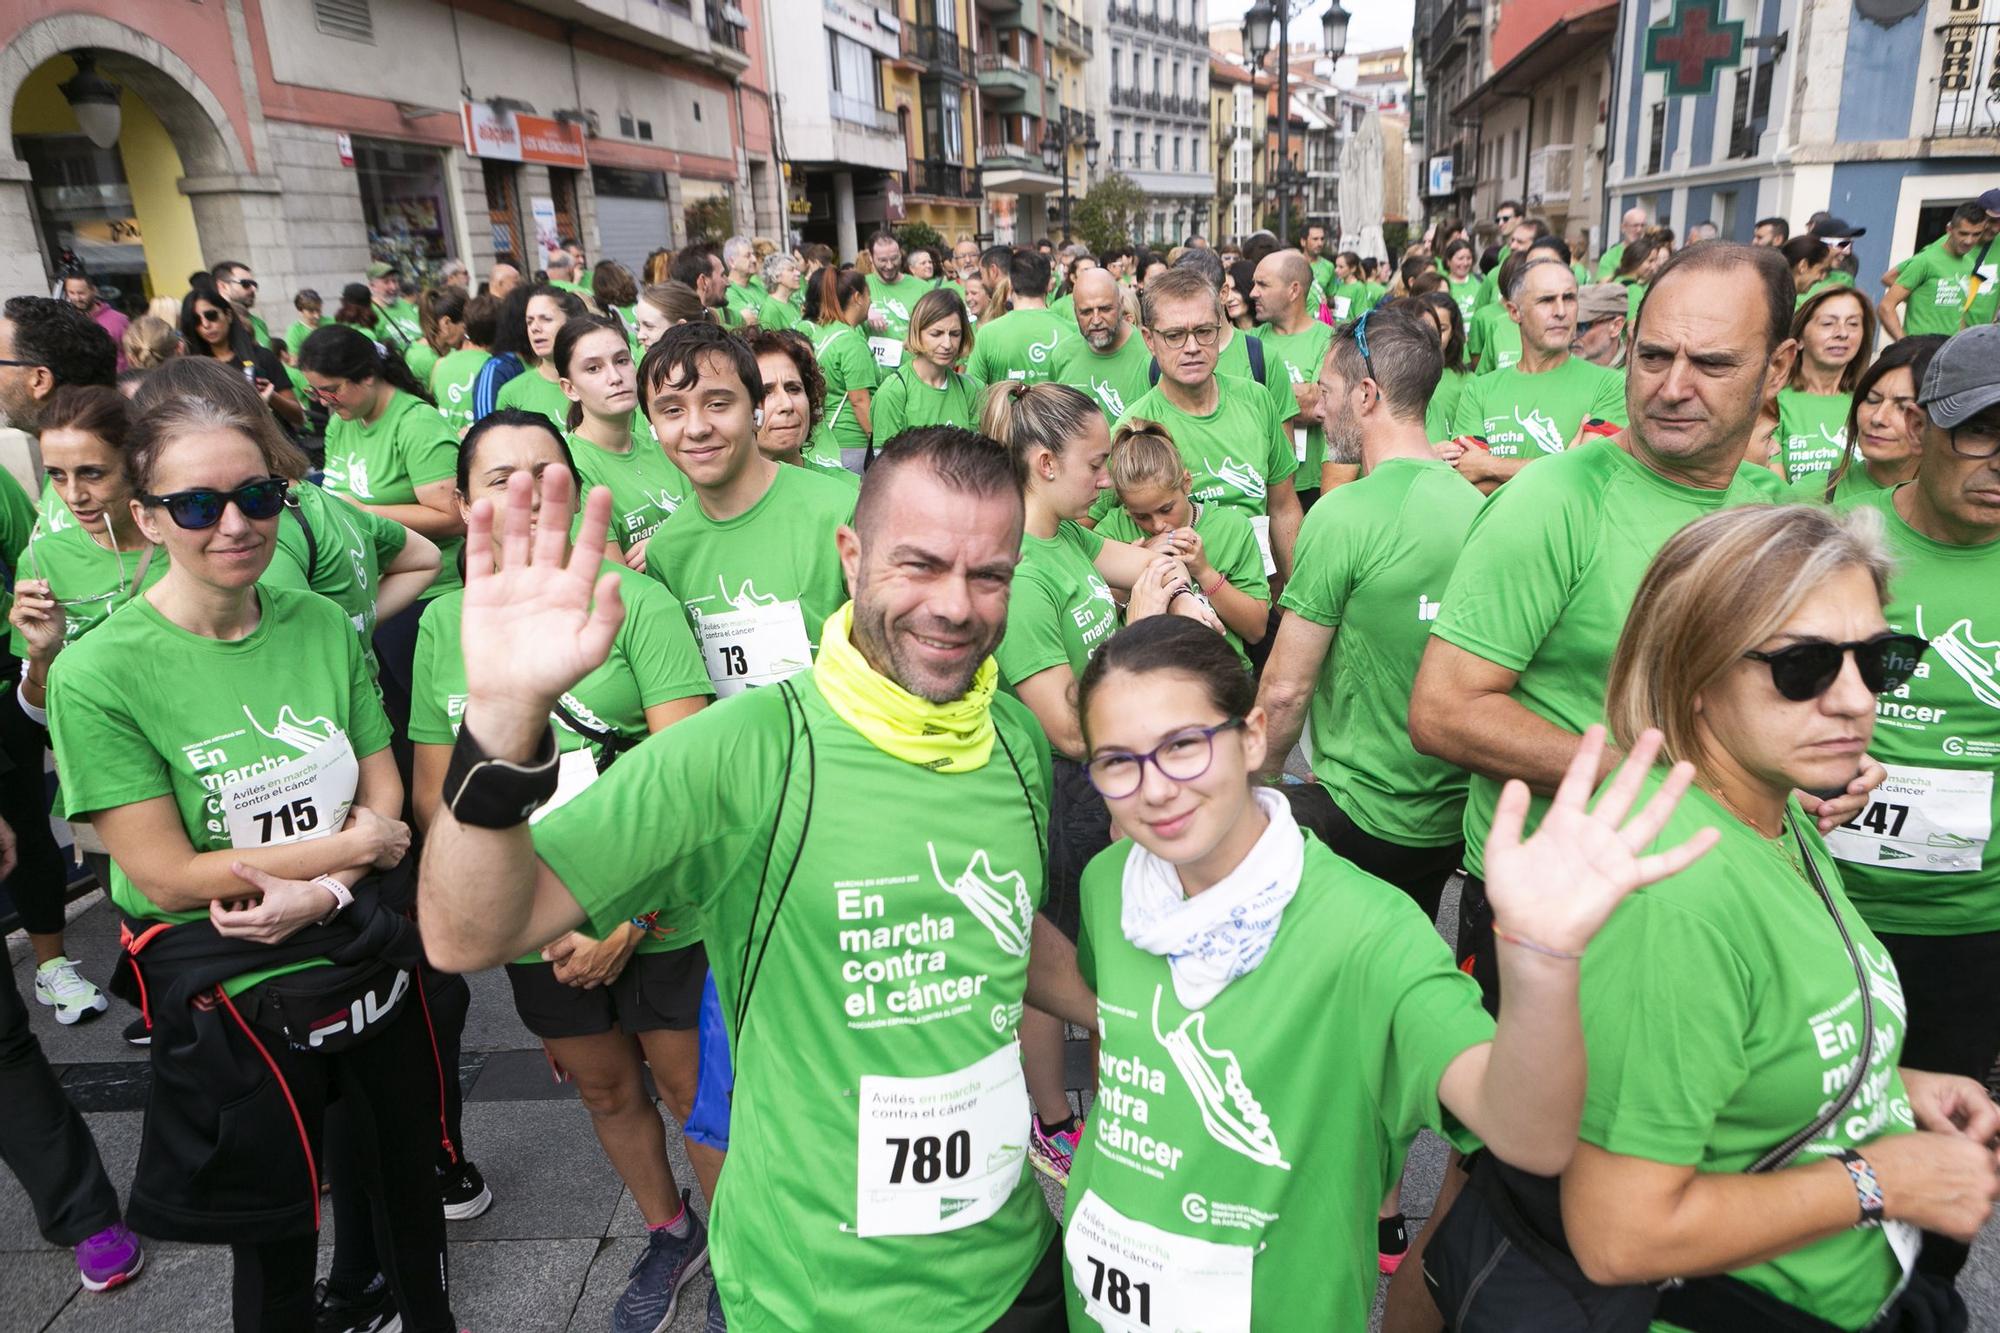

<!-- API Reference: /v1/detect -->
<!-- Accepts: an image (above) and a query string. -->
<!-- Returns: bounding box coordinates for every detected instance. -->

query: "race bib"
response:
[221,733,358,849]
[1332,295,1352,320]
[1250,514,1276,576]
[868,336,904,369]
[1291,425,1308,463]
[1064,1189,1254,1333]
[1826,762,1991,874]
[696,599,814,697]
[529,749,599,826]
[855,1041,1029,1237]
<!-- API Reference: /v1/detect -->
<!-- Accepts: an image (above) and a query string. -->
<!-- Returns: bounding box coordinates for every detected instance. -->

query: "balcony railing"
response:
[1527,143,1574,204]
[1111,84,1142,108]
[1934,20,2000,136]
[1423,0,1481,63]
[903,23,973,77]
[831,93,896,132]
[1143,90,1162,111]
[913,160,979,198]
[977,51,1032,77]
[705,1,746,52]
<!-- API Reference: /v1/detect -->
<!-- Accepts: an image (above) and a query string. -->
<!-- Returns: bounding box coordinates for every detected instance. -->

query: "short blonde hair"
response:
[1107,419,1186,497]
[1605,504,1893,782]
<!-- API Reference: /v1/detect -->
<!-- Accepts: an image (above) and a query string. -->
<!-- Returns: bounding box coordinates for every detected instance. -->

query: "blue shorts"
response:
[684,972,734,1151]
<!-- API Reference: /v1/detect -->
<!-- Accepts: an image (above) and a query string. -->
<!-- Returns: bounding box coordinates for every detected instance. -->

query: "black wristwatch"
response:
[442,720,560,828]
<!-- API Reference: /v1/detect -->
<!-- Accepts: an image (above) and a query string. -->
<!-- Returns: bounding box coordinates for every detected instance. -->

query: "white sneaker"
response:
[33,957,109,1025]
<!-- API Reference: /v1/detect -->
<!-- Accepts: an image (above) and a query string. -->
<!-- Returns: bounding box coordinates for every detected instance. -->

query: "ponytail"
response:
[976,380,1097,483]
[1107,419,1187,498]
[805,267,867,325]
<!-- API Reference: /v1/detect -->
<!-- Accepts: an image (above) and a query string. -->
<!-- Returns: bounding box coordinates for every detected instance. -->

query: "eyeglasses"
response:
[1573,319,1599,337]
[1085,719,1245,800]
[1948,425,2000,459]
[1743,633,1928,702]
[1352,308,1380,384]
[0,357,41,369]
[1151,324,1220,348]
[139,477,289,530]
[197,308,230,324]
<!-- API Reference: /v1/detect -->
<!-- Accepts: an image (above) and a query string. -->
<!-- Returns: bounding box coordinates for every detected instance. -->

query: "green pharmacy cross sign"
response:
[1644,0,1745,97]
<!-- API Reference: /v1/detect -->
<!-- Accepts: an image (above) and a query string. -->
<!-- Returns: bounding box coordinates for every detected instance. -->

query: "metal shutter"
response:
[594,193,671,277]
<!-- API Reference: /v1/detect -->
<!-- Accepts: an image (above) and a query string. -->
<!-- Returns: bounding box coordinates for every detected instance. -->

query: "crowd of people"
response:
[0,196,1997,1333]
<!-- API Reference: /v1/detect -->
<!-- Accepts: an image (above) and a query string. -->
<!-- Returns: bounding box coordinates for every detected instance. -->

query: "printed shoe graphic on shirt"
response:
[1027,329,1063,365]
[1917,605,2000,710]
[1151,985,1290,1170]
[689,577,782,618]
[1516,406,1567,456]
[881,298,912,324]
[327,454,372,500]
[1091,376,1128,418]
[639,485,683,517]
[245,705,341,755]
[1203,457,1268,503]
[928,844,1034,958]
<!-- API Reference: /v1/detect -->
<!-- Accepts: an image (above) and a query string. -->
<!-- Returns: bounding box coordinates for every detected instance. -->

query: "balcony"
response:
[1527,143,1574,205]
[976,51,1039,103]
[1045,8,1093,57]
[1111,84,1142,108]
[1934,19,2000,136]
[704,1,746,56]
[913,160,980,198]
[1143,90,1162,111]
[902,23,973,78]
[831,92,897,133]
[1424,0,1481,64]
[506,0,740,65]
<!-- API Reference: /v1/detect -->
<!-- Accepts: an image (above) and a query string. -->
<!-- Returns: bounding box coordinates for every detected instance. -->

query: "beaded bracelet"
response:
[1491,924,1582,961]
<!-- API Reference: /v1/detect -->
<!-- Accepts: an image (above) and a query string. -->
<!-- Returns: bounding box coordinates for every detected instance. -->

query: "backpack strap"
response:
[283,493,319,581]
[1245,333,1265,385]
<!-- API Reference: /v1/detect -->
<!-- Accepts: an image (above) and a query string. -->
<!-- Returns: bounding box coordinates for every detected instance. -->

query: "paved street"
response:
[6,883,1997,1332]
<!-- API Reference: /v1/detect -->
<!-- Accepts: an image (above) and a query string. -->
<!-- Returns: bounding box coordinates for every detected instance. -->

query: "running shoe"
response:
[612,1193,709,1333]
[438,1159,493,1220]
[1028,1116,1083,1186]
[75,1222,143,1292]
[313,1274,401,1333]
[704,1280,727,1332]
[33,957,108,1025]
[122,1015,151,1046]
[1378,1213,1410,1275]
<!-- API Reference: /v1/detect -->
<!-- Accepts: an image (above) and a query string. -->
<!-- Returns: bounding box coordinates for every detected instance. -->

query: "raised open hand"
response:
[1483,726,1720,958]
[459,465,625,726]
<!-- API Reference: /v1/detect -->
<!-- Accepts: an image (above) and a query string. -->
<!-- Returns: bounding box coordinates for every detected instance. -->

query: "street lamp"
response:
[1242,0,1349,245]
[60,52,123,151]
[1039,118,1100,244]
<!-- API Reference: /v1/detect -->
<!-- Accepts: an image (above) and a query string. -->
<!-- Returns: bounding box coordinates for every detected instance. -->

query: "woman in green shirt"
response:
[1798,337,1943,506]
[46,376,454,1331]
[755,253,802,332]
[408,411,720,1323]
[1758,285,1875,485]
[552,316,687,569]
[494,285,588,431]
[1039,615,1708,1332]
[745,326,862,495]
[803,267,876,472]
[1553,503,1999,1329]
[870,289,985,450]
[429,292,495,436]
[403,285,465,391]
[1411,290,1473,443]
[1442,238,1480,325]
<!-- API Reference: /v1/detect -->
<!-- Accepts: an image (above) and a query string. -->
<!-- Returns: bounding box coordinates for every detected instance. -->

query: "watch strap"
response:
[312,875,354,923]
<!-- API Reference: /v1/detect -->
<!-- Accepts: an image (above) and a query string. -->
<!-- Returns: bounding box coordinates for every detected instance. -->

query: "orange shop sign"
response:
[461,102,587,169]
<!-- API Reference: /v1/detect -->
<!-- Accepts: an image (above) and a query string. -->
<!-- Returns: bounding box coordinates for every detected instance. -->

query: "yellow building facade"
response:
[889,0,982,240]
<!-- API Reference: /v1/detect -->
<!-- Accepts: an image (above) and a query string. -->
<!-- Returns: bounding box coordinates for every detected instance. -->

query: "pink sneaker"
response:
[1029,1116,1083,1186]
[76,1222,144,1291]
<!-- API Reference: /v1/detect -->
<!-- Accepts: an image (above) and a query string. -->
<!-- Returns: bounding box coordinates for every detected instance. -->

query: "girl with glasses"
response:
[1038,614,1709,1331]
[44,380,456,1333]
[178,289,303,432]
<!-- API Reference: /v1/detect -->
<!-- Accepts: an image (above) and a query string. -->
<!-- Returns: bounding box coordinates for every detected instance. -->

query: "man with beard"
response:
[1050,268,1149,421]
[863,230,934,358]
[419,410,1074,1331]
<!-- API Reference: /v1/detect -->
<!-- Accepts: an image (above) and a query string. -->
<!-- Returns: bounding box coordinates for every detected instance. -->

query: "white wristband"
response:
[313,875,354,922]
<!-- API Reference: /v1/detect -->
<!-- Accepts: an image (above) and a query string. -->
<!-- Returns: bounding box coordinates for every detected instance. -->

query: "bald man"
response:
[487,262,522,299]
[1050,267,1151,421]
[1250,251,1345,499]
[1596,207,1650,280]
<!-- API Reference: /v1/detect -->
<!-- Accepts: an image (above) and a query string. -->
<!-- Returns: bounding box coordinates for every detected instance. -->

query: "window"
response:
[1112,47,1122,90]
[1113,129,1123,163]
[1648,100,1666,172]
[1132,52,1141,87]
[1173,135,1182,169]
[930,0,956,35]
[829,33,883,125]
[1729,60,1774,159]
[1154,133,1163,168]
[1154,57,1163,91]
[1509,128,1520,178]
[355,137,455,267]
[1173,60,1183,97]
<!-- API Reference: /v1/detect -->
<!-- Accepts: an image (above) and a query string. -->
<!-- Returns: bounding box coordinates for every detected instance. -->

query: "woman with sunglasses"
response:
[552,315,689,573]
[1799,336,1945,506]
[1041,615,1709,1331]
[1757,285,1877,485]
[496,284,590,432]
[409,410,721,1329]
[178,288,303,432]
[44,381,456,1333]
[1547,503,1999,1330]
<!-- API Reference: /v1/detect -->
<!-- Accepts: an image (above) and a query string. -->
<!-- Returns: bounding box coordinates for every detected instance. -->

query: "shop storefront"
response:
[354,137,456,280]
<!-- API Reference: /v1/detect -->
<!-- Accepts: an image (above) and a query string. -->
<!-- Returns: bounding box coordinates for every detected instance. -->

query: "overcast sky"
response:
[1205,0,1417,59]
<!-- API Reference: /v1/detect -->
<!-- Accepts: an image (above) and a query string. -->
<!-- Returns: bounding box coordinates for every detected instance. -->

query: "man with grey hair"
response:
[1595,205,1651,279]
[721,234,762,329]
[543,246,587,301]
[1171,245,1274,387]
[1572,283,1630,368]
[439,258,470,288]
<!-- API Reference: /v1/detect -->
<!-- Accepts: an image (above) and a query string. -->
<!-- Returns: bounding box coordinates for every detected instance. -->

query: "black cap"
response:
[1811,217,1867,240]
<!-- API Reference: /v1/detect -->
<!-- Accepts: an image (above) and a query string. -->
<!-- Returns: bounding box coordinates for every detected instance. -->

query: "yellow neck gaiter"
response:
[813,602,996,773]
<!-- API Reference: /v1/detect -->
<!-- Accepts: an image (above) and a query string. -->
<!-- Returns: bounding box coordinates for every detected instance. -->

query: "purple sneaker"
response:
[76,1222,144,1292]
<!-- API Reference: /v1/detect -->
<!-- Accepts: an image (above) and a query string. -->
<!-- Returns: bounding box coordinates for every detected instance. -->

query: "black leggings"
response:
[0,687,73,936]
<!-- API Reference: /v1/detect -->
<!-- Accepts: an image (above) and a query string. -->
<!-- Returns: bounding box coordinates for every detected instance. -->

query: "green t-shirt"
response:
[1895,244,1978,336]
[1580,783,1913,1331]
[0,469,49,626]
[1108,375,1298,522]
[1788,461,1891,508]
[566,421,689,555]
[1066,834,1492,1332]
[1093,503,1268,667]
[1773,388,1853,484]
[1051,331,1153,423]
[409,570,712,953]
[865,272,936,347]
[1446,275,1480,325]
[11,522,162,656]
[1960,239,2000,327]
[1473,251,1509,310]
[404,339,439,389]
[1309,256,1338,308]
[47,587,392,996]
[265,481,411,656]
[1623,278,1648,326]
[1254,321,1334,491]
[430,347,492,436]
[964,307,1070,386]
[247,311,272,350]
[1465,301,1522,374]
[1212,329,1271,387]
[1280,458,1482,846]
[995,521,1115,710]
[534,676,1056,1330]
[1324,279,1369,323]
[495,369,574,433]
[1425,367,1473,442]
[870,367,986,448]
[1450,356,1627,459]
[756,292,800,332]
[807,322,880,455]
[722,280,763,330]
[375,300,422,350]
[1431,438,1789,875]
[1049,293,1075,323]
[644,463,856,690]
[1595,242,1626,281]
[1827,486,2000,935]
[320,389,463,599]
[284,319,318,361]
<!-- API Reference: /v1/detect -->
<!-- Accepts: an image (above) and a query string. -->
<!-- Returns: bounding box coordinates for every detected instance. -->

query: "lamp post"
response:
[1039,116,1100,244]
[1242,0,1348,246]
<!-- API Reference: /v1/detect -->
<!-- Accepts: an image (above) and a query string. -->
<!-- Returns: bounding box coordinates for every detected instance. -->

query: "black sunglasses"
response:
[139,477,289,530]
[1743,633,1928,702]
[197,307,230,324]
